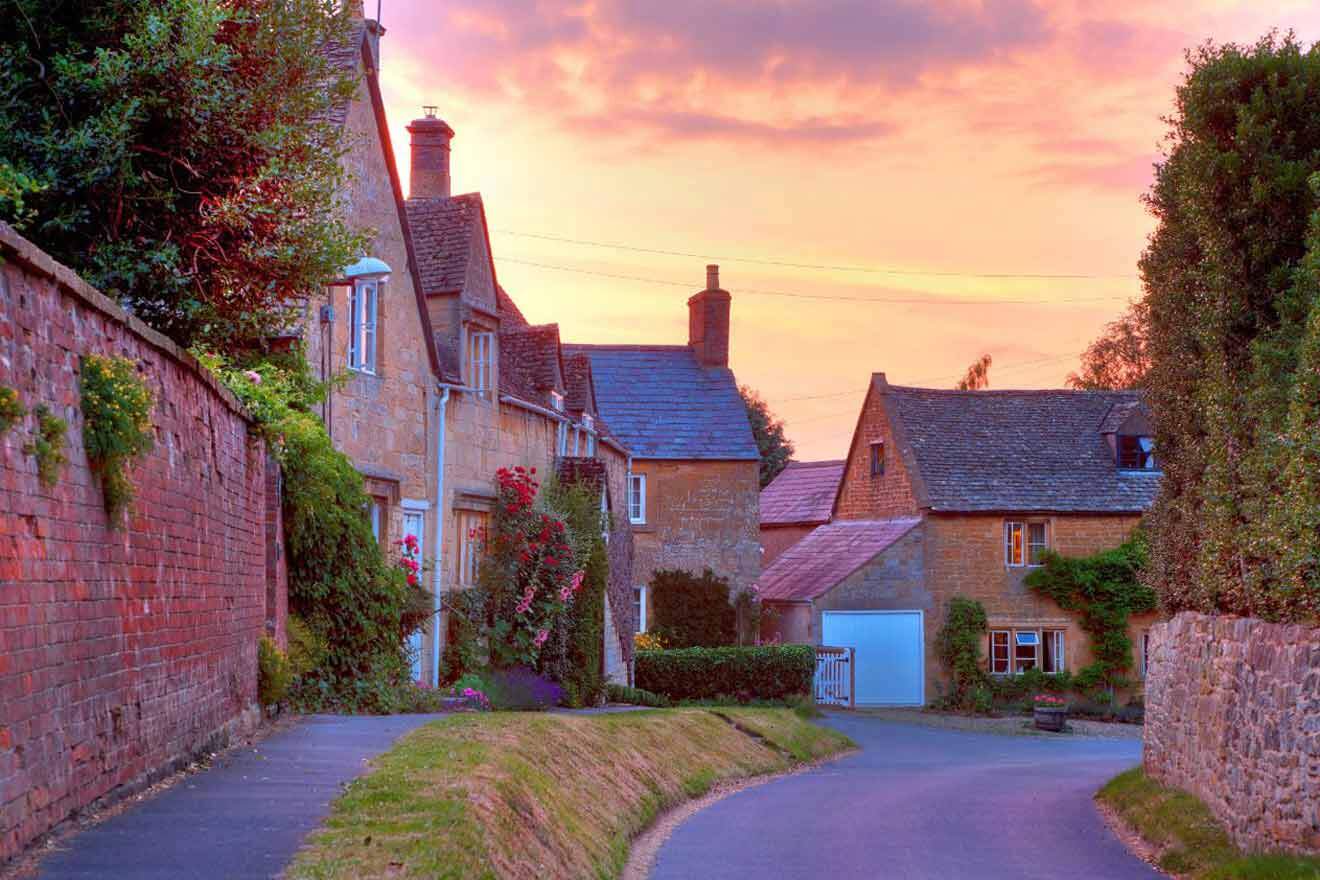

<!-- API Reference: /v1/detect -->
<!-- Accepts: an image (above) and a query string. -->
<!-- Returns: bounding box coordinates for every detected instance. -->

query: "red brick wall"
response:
[0,226,279,863]
[834,386,920,520]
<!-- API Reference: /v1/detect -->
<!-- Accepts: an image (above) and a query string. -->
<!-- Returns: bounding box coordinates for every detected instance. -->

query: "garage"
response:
[821,610,925,706]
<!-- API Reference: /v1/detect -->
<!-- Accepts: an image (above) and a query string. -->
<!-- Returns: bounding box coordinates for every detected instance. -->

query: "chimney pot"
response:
[407,112,455,199]
[706,264,720,291]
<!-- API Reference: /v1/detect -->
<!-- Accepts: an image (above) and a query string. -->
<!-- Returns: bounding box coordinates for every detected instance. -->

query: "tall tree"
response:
[1141,33,1320,622]
[0,0,363,350]
[1068,304,1150,390]
[955,354,992,390]
[740,385,794,488]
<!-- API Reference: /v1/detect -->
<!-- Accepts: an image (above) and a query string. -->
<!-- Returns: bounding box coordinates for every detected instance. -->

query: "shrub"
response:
[649,568,737,648]
[934,597,988,711]
[605,683,671,708]
[635,645,815,702]
[258,637,292,707]
[80,354,154,520]
[286,614,327,678]
[24,405,67,488]
[0,386,24,436]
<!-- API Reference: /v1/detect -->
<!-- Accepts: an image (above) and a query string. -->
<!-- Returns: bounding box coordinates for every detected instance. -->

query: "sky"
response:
[370,0,1320,460]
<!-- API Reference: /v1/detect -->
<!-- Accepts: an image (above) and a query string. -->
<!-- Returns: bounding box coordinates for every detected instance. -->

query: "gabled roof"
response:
[761,460,845,526]
[405,194,486,294]
[563,353,596,417]
[499,323,564,409]
[563,345,759,461]
[853,375,1159,514]
[497,284,529,328]
[756,518,921,602]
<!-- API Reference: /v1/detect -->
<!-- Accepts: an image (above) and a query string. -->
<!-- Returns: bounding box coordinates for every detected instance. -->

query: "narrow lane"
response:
[651,713,1159,880]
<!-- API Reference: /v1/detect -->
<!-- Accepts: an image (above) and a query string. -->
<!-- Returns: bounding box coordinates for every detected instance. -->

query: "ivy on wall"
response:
[933,597,990,712]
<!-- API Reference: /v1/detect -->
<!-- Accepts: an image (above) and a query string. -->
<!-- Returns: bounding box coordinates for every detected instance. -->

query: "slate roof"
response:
[877,381,1160,513]
[405,194,484,293]
[499,324,563,408]
[562,345,760,461]
[761,460,845,526]
[497,285,528,328]
[756,519,921,602]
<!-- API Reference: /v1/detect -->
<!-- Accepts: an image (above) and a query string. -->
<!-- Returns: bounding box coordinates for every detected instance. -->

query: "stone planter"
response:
[1033,706,1068,732]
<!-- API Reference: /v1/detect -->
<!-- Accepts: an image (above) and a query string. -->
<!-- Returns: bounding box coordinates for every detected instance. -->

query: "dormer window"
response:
[1117,435,1157,470]
[550,391,565,412]
[467,329,494,400]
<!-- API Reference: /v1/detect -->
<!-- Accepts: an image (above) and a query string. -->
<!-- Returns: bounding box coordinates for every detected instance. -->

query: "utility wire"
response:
[499,256,1131,305]
[494,229,1140,281]
[773,353,1081,403]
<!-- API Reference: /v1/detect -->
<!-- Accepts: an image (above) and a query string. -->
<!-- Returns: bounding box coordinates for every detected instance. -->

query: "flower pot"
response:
[1033,706,1067,732]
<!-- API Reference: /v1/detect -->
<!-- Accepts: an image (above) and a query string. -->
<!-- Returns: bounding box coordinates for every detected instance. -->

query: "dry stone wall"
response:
[1144,611,1320,854]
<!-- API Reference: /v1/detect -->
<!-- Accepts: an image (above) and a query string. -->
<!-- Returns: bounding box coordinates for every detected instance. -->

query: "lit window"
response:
[348,279,378,373]
[635,585,647,633]
[628,473,646,525]
[869,441,885,476]
[1118,435,1157,470]
[989,630,1010,674]
[1006,521,1048,567]
[467,330,494,399]
[458,511,487,587]
[1014,630,1039,673]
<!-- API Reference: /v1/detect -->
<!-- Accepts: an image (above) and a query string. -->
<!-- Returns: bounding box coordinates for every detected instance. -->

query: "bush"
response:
[605,684,671,707]
[933,597,988,712]
[649,568,737,648]
[258,637,292,707]
[635,645,815,702]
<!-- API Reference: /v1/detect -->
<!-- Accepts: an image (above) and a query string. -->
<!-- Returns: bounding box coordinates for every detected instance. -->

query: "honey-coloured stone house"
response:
[758,373,1161,705]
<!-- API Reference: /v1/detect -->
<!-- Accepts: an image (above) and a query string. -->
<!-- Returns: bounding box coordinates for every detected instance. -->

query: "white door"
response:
[821,611,925,706]
[402,510,426,683]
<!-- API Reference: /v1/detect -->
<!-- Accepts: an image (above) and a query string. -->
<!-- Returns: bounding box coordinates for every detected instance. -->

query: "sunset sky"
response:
[371,0,1320,460]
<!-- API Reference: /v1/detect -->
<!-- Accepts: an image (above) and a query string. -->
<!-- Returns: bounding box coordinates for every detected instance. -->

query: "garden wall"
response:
[0,223,284,862]
[1144,611,1320,854]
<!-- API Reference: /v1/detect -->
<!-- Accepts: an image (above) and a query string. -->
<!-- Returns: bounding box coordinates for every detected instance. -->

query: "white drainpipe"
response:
[431,385,450,687]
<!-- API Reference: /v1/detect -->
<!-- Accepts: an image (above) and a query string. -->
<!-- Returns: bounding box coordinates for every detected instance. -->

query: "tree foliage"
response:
[955,354,992,390]
[0,0,364,350]
[1068,304,1150,390]
[1140,33,1320,622]
[739,385,794,488]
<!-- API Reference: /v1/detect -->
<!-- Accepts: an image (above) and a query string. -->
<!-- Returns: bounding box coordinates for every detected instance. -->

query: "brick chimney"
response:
[688,264,731,368]
[407,108,455,199]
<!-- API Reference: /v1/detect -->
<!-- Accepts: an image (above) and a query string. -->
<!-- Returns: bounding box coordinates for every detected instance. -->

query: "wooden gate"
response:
[814,645,855,707]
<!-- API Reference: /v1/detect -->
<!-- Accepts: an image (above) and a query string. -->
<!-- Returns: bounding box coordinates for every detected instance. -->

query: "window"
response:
[467,330,494,399]
[869,441,885,476]
[1118,435,1157,470]
[556,420,568,456]
[458,511,488,587]
[1006,520,1048,567]
[990,630,1010,674]
[550,391,564,412]
[990,628,1066,675]
[348,279,378,372]
[1140,631,1150,678]
[1042,630,1066,674]
[368,496,385,546]
[634,585,647,633]
[628,473,646,525]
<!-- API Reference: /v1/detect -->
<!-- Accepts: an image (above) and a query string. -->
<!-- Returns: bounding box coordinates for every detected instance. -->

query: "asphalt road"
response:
[33,713,445,880]
[651,713,1160,880]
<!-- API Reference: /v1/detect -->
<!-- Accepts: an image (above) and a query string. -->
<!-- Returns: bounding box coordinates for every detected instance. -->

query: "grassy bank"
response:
[1098,768,1320,879]
[286,708,852,880]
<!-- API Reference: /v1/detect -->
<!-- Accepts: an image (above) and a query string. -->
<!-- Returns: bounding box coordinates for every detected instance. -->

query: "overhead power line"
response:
[494,229,1140,281]
[772,353,1081,403]
[498,257,1131,305]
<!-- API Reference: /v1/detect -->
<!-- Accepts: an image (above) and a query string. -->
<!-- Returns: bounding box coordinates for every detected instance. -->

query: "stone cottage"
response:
[566,266,761,635]
[758,373,1161,705]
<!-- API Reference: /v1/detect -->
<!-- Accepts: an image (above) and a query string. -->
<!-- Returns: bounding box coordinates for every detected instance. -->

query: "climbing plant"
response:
[1025,535,1156,689]
[0,386,24,436]
[934,597,991,712]
[80,355,154,520]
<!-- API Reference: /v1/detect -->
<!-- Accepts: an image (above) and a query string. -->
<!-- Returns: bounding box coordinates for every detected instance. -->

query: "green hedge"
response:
[635,645,815,701]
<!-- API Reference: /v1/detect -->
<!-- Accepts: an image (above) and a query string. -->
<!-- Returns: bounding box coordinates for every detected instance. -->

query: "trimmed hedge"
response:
[635,645,815,701]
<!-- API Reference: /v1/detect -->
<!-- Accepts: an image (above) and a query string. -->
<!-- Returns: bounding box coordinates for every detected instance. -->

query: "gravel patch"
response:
[845,707,1144,740]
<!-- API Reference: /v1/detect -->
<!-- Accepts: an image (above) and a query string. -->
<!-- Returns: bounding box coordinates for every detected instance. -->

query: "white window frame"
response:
[1042,629,1066,674]
[989,629,1011,675]
[1014,630,1040,673]
[1006,520,1049,567]
[348,279,379,373]
[458,511,487,588]
[991,627,1066,675]
[467,329,494,400]
[635,584,647,633]
[628,473,646,525]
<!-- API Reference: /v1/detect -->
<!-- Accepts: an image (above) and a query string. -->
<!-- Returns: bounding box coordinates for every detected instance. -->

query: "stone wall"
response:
[760,523,818,566]
[1144,612,1320,854]
[833,385,920,521]
[0,224,280,862]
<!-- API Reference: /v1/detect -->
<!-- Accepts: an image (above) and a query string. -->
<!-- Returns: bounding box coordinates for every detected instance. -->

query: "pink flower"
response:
[569,570,585,593]
[243,370,262,385]
[533,628,549,648]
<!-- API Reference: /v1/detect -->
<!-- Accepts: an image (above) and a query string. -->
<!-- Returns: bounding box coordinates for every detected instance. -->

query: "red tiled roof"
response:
[760,460,845,526]
[756,518,921,602]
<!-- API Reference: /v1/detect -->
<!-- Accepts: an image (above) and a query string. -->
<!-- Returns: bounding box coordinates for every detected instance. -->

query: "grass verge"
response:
[1097,768,1320,879]
[285,707,852,880]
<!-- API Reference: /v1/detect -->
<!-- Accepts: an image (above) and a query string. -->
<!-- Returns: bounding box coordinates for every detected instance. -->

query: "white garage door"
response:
[821,611,925,706]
